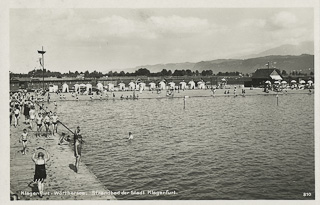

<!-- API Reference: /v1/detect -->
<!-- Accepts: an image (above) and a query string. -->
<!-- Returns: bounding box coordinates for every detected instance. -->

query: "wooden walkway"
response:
[10,125,116,200]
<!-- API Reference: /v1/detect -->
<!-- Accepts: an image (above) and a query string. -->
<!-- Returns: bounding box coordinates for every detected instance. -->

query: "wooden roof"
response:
[252,68,282,79]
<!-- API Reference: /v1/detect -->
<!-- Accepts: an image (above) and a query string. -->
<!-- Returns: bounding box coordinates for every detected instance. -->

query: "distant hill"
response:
[193,54,314,74]
[239,41,314,59]
[131,62,196,73]
[129,54,313,74]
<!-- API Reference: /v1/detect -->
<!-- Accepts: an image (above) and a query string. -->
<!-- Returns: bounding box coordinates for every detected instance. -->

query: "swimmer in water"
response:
[128,132,133,141]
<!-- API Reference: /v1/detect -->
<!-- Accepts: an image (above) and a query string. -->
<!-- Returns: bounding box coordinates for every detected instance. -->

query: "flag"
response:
[39,58,43,66]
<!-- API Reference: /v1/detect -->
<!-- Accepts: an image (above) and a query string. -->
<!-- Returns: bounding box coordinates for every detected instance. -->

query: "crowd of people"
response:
[10,90,83,199]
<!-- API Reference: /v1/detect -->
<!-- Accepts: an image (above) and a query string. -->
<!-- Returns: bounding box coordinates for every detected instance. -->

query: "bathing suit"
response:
[34,163,46,182]
[22,140,27,142]
[52,116,58,124]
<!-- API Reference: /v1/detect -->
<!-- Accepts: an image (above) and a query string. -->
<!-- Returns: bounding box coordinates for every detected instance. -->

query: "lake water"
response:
[56,91,314,200]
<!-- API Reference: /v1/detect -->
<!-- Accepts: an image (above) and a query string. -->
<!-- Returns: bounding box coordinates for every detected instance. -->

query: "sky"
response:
[9,8,314,73]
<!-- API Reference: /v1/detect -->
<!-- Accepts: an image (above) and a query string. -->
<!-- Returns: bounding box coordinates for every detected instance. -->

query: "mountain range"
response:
[125,41,314,74]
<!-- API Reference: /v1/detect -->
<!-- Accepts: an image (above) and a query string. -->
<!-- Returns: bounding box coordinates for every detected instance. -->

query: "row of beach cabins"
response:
[51,80,217,93]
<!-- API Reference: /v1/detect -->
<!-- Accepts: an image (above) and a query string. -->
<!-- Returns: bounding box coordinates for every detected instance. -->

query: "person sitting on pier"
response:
[32,147,50,198]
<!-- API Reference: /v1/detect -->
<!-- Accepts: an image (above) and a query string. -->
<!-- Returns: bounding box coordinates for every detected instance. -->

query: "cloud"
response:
[269,11,298,29]
[238,19,266,28]
[91,15,213,40]
[147,15,210,35]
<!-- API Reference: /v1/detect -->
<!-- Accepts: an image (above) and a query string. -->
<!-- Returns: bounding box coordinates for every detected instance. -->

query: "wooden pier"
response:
[10,126,116,200]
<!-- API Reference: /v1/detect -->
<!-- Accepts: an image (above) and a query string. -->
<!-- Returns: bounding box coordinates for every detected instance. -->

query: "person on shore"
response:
[36,113,43,138]
[32,147,50,198]
[53,101,57,109]
[14,107,20,127]
[43,114,51,137]
[23,102,30,124]
[19,129,29,155]
[74,135,83,173]
[29,106,36,130]
[51,112,59,136]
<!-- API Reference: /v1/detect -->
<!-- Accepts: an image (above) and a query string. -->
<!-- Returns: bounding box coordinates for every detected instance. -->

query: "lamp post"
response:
[38,46,46,91]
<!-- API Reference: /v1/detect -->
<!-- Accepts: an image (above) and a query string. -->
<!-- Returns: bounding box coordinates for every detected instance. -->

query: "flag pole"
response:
[42,46,44,91]
[38,46,46,91]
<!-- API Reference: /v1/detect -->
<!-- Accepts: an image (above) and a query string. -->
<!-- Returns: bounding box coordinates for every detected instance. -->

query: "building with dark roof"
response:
[251,68,283,87]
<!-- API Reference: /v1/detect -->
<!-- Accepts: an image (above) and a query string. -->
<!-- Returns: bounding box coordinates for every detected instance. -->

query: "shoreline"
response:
[10,125,116,200]
[39,88,313,102]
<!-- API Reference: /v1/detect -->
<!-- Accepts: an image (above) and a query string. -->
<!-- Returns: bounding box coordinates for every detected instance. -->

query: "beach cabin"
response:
[49,84,59,93]
[188,81,195,89]
[97,83,103,91]
[129,82,135,91]
[86,84,92,93]
[74,84,80,93]
[62,83,69,93]
[159,81,166,90]
[168,82,175,89]
[108,83,114,91]
[149,82,156,90]
[251,68,283,87]
[179,81,187,90]
[79,84,86,94]
[118,83,125,91]
[197,81,205,89]
[138,82,146,91]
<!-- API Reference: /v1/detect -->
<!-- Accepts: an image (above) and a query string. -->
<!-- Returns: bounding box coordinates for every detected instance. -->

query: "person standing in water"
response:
[32,147,50,198]
[74,135,83,173]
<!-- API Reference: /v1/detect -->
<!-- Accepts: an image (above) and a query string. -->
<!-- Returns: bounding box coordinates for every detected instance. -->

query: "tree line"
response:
[10,67,313,79]
[10,68,248,78]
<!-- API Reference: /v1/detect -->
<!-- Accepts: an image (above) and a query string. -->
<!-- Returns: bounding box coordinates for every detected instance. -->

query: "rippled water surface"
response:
[56,92,314,200]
